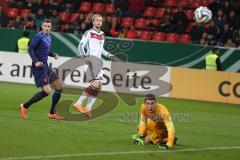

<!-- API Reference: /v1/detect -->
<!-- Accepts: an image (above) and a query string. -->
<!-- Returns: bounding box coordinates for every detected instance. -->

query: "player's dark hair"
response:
[144,94,156,101]
[23,31,29,37]
[212,47,219,53]
[43,19,52,24]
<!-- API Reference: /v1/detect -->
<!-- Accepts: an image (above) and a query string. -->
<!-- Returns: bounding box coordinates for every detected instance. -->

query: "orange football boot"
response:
[48,113,64,120]
[83,108,92,118]
[19,104,28,119]
[73,104,85,113]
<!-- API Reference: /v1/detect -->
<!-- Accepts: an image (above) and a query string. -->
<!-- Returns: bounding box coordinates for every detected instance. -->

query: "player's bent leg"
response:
[74,80,101,115]
[48,79,64,120]
[42,85,51,95]
[83,80,101,118]
[20,85,49,119]
[74,92,87,114]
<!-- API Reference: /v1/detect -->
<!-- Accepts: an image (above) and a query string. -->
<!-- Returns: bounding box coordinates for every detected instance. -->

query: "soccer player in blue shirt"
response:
[19,19,64,120]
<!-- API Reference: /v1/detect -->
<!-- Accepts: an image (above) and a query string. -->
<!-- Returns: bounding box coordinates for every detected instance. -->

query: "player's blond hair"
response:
[92,14,102,22]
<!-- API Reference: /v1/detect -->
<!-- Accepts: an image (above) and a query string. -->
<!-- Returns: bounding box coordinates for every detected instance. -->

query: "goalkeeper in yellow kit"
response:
[132,94,177,149]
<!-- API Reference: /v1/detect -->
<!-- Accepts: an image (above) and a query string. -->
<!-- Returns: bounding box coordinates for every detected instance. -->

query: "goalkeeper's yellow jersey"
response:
[138,103,175,145]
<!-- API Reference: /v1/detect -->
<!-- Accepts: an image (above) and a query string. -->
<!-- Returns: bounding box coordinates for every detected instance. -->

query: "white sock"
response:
[86,96,97,110]
[76,93,88,105]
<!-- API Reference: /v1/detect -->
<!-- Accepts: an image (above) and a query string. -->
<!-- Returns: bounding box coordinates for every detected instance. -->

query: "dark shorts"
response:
[32,65,59,87]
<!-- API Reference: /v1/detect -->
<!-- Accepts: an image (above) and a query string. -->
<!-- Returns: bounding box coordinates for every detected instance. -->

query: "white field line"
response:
[1,146,240,160]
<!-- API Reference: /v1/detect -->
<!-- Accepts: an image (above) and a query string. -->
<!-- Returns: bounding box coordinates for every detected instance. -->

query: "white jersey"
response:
[78,28,109,58]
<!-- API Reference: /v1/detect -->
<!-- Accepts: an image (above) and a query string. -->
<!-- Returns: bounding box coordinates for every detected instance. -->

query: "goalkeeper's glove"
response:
[159,143,173,150]
[131,134,144,145]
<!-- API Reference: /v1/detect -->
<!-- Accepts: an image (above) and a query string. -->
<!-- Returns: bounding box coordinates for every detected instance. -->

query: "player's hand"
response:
[160,143,173,150]
[35,62,43,68]
[53,53,59,60]
[108,54,117,62]
[131,134,144,145]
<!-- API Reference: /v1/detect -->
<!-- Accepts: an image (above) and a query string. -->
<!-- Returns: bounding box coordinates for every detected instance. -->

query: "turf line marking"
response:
[1,146,240,160]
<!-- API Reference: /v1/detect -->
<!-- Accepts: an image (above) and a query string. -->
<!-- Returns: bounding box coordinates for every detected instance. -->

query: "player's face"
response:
[42,22,52,35]
[93,16,103,29]
[145,100,156,112]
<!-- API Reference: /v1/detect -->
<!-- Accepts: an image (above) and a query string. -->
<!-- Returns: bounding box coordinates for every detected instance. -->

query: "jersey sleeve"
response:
[28,35,40,63]
[159,105,175,146]
[138,104,147,135]
[78,30,90,58]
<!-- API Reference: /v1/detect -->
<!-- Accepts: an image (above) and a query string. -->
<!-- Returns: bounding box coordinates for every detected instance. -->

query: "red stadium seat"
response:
[163,0,177,7]
[152,32,165,41]
[70,13,79,23]
[191,0,203,8]
[104,4,116,15]
[121,17,134,28]
[140,31,151,40]
[20,9,31,18]
[155,8,165,18]
[110,27,119,37]
[126,29,137,39]
[184,9,194,20]
[166,33,179,43]
[79,1,92,12]
[143,7,156,18]
[59,12,70,22]
[134,18,147,29]
[43,0,49,4]
[179,34,191,43]
[172,8,178,14]
[92,2,104,13]
[150,19,160,26]
[6,8,19,18]
[177,0,190,7]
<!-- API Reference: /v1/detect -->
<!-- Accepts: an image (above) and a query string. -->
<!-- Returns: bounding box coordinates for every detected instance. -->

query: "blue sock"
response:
[24,90,48,109]
[50,91,61,114]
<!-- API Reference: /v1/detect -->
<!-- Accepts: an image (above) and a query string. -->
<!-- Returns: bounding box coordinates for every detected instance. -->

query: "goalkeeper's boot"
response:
[48,113,64,120]
[131,134,144,145]
[73,104,85,113]
[19,104,28,119]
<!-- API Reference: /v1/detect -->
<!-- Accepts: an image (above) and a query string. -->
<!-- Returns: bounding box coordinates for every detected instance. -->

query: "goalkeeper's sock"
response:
[76,92,88,105]
[86,96,97,110]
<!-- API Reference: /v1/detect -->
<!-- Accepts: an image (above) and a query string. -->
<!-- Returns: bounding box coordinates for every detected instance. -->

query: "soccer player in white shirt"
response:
[74,14,116,118]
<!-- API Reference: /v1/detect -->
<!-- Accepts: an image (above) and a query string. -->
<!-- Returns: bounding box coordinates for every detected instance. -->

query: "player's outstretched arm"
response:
[132,105,147,145]
[102,49,118,61]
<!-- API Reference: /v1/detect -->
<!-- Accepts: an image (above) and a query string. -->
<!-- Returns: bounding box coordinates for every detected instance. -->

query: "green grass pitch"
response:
[0,81,240,160]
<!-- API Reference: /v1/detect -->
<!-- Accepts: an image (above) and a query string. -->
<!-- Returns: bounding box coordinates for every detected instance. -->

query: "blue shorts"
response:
[32,64,59,87]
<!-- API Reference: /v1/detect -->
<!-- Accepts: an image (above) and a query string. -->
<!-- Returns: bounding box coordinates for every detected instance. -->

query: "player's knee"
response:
[43,90,50,95]
[42,87,51,95]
